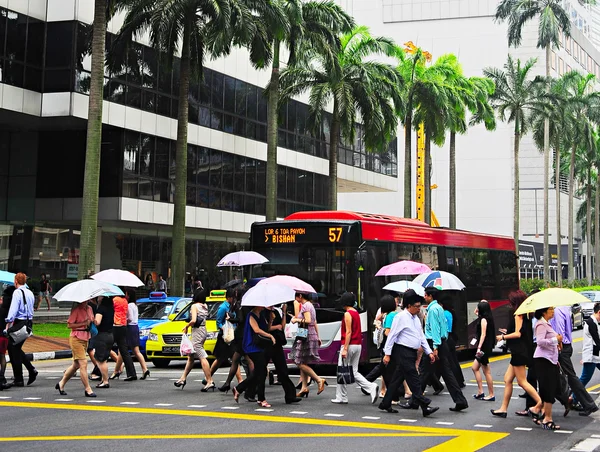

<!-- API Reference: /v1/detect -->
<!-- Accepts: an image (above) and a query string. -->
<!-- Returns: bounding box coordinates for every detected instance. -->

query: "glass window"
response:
[158,60,171,94]
[235,79,247,116]
[211,72,224,109]
[139,178,153,200]
[26,18,44,67]
[222,191,233,210]
[199,107,210,128]
[172,59,180,95]
[287,101,296,132]
[209,149,222,188]
[3,60,24,88]
[155,137,170,179]
[258,89,267,122]
[246,85,257,120]
[198,187,208,207]
[46,22,74,67]
[25,66,42,92]
[256,160,266,196]
[256,124,267,142]
[5,10,26,62]
[245,120,256,140]
[197,147,210,186]
[141,90,156,113]
[157,95,170,117]
[297,170,306,203]
[222,152,233,191]
[171,98,179,119]
[199,70,211,106]
[223,114,234,133]
[209,189,221,209]
[189,102,199,125]
[154,180,170,202]
[244,195,255,214]
[123,176,138,198]
[124,132,140,174]
[296,102,308,135]
[234,117,245,137]
[0,9,6,59]
[256,197,265,216]
[224,75,235,112]
[140,134,154,177]
[286,167,296,200]
[142,46,158,90]
[305,173,314,204]
[211,111,222,130]
[186,185,197,206]
[245,160,256,193]
[126,85,142,109]
[187,145,197,183]
[277,166,286,199]
[234,155,245,192]
[233,193,244,212]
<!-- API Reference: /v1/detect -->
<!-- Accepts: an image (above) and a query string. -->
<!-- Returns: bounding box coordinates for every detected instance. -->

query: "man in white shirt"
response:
[379,290,439,417]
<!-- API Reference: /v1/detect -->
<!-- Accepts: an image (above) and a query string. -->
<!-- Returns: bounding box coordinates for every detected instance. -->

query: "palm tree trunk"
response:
[170,20,192,296]
[568,144,576,282]
[543,45,551,282]
[587,171,592,284]
[265,40,280,221]
[449,131,456,229]
[403,112,412,218]
[78,0,106,279]
[513,116,520,261]
[424,130,431,225]
[328,100,340,210]
[555,142,561,286]
[595,176,600,281]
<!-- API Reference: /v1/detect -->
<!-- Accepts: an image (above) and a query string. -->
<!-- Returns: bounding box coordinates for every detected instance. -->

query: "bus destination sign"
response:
[264,227,306,244]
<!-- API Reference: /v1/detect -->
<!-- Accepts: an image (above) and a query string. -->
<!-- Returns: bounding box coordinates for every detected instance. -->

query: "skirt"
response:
[535,357,559,404]
[510,353,530,367]
[70,336,88,361]
[94,332,114,362]
[289,336,320,366]
[192,326,208,360]
[213,333,232,360]
[126,324,140,348]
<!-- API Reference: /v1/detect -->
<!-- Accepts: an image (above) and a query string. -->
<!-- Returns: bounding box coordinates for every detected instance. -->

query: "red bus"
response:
[250,211,519,363]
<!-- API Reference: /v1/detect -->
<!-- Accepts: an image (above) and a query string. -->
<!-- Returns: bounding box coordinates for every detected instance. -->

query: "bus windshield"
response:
[253,245,352,308]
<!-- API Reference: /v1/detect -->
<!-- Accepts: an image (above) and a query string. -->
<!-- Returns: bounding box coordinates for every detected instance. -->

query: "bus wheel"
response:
[151,359,171,368]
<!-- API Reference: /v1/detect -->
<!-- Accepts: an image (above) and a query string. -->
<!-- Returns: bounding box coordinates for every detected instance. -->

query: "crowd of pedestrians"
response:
[0,272,598,431]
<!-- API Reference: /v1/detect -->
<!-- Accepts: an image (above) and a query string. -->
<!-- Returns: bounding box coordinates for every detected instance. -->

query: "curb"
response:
[7,350,72,363]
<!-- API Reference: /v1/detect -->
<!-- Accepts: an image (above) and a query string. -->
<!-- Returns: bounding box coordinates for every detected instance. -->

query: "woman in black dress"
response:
[471,301,496,401]
[93,297,114,389]
[491,290,542,418]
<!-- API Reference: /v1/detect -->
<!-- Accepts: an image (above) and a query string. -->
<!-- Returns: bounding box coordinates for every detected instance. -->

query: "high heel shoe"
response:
[232,386,240,403]
[85,391,97,398]
[295,378,313,390]
[297,389,309,398]
[55,383,67,396]
[140,370,150,380]
[218,383,231,393]
[201,382,216,392]
[109,372,122,380]
[95,383,110,389]
[317,379,328,395]
[174,380,186,390]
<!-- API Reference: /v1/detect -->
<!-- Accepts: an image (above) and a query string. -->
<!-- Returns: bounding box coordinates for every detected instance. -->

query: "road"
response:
[1,329,599,452]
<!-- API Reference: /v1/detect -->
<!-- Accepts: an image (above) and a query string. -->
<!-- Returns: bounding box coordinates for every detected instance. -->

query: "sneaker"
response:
[370,385,379,404]
[331,399,348,404]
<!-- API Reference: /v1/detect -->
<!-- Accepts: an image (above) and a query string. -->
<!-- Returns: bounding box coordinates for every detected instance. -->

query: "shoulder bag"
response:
[8,290,33,345]
[295,320,308,342]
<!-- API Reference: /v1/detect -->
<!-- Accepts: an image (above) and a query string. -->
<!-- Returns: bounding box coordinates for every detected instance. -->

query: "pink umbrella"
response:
[258,275,316,293]
[375,260,431,276]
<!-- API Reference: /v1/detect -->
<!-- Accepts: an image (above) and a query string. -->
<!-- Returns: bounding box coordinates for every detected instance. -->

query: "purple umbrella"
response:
[375,260,431,276]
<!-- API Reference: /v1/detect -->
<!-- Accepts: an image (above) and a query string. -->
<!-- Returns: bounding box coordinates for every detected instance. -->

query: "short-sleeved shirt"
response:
[127,303,138,326]
[68,304,94,340]
[96,303,114,333]
[113,297,128,326]
[383,310,398,329]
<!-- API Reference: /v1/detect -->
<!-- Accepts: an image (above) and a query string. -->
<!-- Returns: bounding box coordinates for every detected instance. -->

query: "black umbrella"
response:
[223,279,243,289]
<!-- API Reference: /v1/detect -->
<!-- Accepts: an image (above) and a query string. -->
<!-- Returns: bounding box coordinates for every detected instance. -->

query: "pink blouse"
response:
[68,304,94,341]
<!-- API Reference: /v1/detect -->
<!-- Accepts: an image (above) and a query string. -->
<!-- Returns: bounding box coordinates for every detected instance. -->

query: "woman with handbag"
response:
[55,299,96,397]
[532,306,563,430]
[232,305,275,407]
[471,301,496,402]
[93,296,115,388]
[174,290,214,391]
[290,293,327,398]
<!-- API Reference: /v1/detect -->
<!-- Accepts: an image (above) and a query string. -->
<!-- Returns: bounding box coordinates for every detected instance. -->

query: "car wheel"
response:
[151,359,171,368]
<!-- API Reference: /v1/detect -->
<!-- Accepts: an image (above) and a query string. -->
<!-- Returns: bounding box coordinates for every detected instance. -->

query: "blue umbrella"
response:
[0,270,16,285]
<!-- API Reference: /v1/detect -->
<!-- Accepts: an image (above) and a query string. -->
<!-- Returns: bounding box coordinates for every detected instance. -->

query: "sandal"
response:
[473,393,485,400]
[515,410,529,417]
[542,421,560,430]
[528,408,543,420]
[258,400,272,408]
[533,417,542,426]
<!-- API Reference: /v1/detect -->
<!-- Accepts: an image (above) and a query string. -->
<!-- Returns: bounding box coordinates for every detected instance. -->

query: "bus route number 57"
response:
[328,227,343,243]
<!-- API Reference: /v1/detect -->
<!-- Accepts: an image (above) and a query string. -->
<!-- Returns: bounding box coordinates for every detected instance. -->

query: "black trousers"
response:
[266,345,296,402]
[560,343,596,410]
[446,334,465,386]
[381,344,431,409]
[7,337,35,383]
[237,351,267,401]
[113,326,136,378]
[420,339,468,406]
[525,345,538,409]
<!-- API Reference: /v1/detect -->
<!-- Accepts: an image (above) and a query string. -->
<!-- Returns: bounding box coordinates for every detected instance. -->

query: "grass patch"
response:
[32,323,70,338]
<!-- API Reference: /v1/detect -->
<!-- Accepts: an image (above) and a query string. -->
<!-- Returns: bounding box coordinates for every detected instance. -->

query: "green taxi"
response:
[145,290,226,367]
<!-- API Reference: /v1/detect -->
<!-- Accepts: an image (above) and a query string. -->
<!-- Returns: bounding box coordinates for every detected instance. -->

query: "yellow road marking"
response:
[0,401,508,452]
[0,433,446,441]
[587,383,600,391]
[469,380,517,386]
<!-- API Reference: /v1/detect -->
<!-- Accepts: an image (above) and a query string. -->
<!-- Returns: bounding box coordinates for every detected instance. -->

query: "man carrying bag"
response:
[2,272,37,387]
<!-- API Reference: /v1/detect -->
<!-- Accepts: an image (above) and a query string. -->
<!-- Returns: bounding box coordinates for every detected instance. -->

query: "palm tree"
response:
[484,56,546,253]
[575,143,598,283]
[263,1,354,220]
[495,0,594,281]
[279,26,403,209]
[79,0,114,279]
[112,0,267,295]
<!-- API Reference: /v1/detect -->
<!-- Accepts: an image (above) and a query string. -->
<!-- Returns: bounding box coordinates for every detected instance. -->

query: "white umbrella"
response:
[217,251,269,267]
[241,280,295,307]
[91,269,144,287]
[412,271,465,291]
[259,275,316,293]
[53,279,123,303]
[383,281,425,297]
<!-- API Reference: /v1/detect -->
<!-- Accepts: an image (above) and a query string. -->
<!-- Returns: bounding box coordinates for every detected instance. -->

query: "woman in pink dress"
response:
[290,293,327,397]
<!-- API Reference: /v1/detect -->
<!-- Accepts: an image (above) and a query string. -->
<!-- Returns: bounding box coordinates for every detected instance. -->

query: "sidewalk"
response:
[17,335,72,361]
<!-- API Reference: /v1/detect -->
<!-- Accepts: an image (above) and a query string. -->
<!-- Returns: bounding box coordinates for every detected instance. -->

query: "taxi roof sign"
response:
[149,292,167,299]
[210,290,226,296]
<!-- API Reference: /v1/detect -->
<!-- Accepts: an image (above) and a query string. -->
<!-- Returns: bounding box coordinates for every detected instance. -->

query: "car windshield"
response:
[138,302,174,320]
[581,293,599,302]
[174,302,222,322]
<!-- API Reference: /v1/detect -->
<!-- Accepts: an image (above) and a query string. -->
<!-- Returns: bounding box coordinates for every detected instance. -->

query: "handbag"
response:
[8,289,32,345]
[555,363,570,406]
[254,332,273,347]
[295,321,308,342]
[222,320,235,344]
[336,357,355,385]
[272,329,287,346]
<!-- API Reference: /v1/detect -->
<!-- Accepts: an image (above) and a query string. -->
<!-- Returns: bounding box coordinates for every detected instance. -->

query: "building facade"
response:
[0,0,397,290]
[338,0,596,280]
